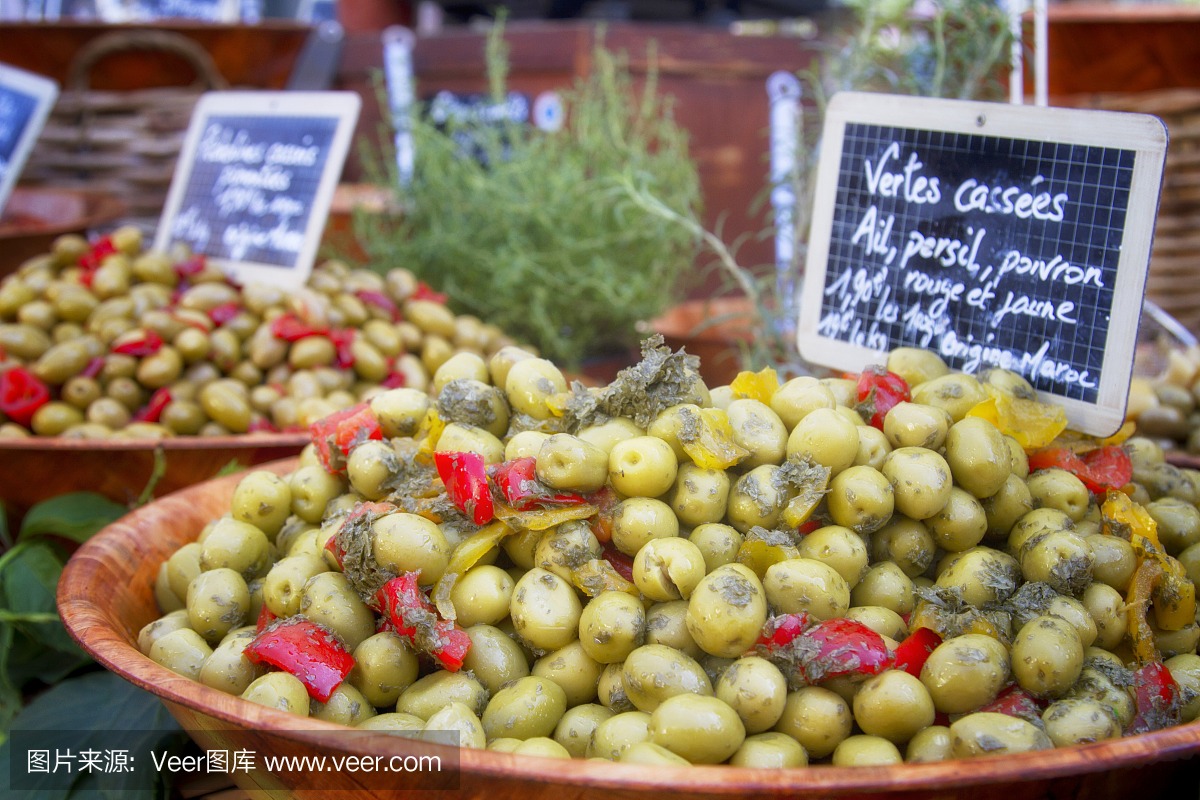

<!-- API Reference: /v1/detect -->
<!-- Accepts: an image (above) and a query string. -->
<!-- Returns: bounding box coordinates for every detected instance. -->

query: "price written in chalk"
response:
[156,92,360,288]
[799,92,1167,436]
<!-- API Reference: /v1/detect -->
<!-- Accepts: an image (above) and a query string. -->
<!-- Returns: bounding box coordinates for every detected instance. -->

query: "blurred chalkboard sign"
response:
[426,90,531,167]
[155,91,360,288]
[798,92,1168,436]
[0,62,57,216]
[94,0,241,21]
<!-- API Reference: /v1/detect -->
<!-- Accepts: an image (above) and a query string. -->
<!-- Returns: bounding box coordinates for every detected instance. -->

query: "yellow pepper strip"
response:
[416,408,446,463]
[492,501,599,532]
[735,538,799,579]
[432,520,513,620]
[571,559,639,598]
[967,385,1067,450]
[681,407,751,470]
[730,367,780,404]
[1105,492,1198,664]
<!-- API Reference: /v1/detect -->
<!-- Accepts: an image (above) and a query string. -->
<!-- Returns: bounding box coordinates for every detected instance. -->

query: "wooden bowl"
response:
[0,186,125,278]
[58,457,1200,799]
[0,433,305,527]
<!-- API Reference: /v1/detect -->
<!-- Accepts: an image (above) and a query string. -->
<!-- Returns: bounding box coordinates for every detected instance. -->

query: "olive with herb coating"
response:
[773,686,852,759]
[881,447,953,520]
[553,703,614,757]
[609,435,679,498]
[461,623,531,694]
[852,670,935,745]
[920,633,1011,714]
[197,626,262,695]
[588,710,653,760]
[510,567,583,651]
[632,537,706,602]
[186,567,251,644]
[949,712,1052,757]
[686,563,768,658]
[149,627,213,680]
[482,675,568,741]
[349,630,420,708]
[715,655,788,734]
[396,671,488,720]
[827,464,895,534]
[449,564,514,627]
[532,641,605,707]
[763,557,850,620]
[299,571,376,651]
[670,464,731,528]
[372,511,451,586]
[786,407,859,476]
[579,590,646,664]
[230,470,292,538]
[831,734,903,766]
[241,671,311,716]
[622,643,713,712]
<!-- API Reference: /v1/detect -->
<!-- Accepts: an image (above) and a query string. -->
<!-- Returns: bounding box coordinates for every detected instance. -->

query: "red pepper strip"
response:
[1129,660,1183,735]
[81,357,105,379]
[355,289,400,321]
[243,616,355,702]
[434,451,495,525]
[382,370,407,389]
[270,313,330,342]
[330,329,356,369]
[600,542,635,583]
[1027,445,1133,494]
[892,627,942,677]
[174,254,206,278]
[255,604,277,633]
[412,282,448,304]
[248,416,280,433]
[979,683,1046,724]
[488,457,588,511]
[79,236,117,271]
[855,366,911,430]
[375,572,472,672]
[0,366,51,427]
[794,617,894,683]
[754,612,811,653]
[587,486,621,544]
[111,329,164,357]
[856,366,911,429]
[309,402,383,475]
[208,302,241,325]
[134,387,172,423]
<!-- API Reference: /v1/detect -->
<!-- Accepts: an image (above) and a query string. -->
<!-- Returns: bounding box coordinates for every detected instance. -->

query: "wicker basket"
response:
[1081,89,1200,336]
[22,29,228,223]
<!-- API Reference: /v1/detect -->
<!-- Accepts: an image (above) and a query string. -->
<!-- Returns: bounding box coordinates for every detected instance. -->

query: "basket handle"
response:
[67,29,230,92]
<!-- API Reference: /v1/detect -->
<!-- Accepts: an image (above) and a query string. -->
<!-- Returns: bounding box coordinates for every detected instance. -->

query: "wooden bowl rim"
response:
[0,431,308,454]
[0,186,126,239]
[57,460,1200,794]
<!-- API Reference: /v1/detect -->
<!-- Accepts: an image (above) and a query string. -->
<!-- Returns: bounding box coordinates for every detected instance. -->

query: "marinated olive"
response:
[648,693,745,764]
[622,643,713,712]
[481,676,568,741]
[686,563,768,658]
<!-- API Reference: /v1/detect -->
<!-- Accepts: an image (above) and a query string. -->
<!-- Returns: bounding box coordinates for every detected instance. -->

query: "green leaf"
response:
[0,623,21,741]
[17,493,127,546]
[6,628,90,688]
[0,671,186,800]
[0,542,86,657]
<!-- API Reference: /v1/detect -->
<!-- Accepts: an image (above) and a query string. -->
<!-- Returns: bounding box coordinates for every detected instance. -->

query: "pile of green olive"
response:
[1128,342,1200,455]
[0,227,519,438]
[139,341,1200,767]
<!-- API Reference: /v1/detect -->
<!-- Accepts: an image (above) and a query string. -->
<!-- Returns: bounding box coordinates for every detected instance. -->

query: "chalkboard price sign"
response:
[156,91,361,288]
[798,92,1168,436]
[0,62,59,217]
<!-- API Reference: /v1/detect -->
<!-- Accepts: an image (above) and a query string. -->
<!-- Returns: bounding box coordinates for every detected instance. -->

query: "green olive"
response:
[910,373,987,422]
[587,710,652,760]
[794,525,870,589]
[1018,529,1094,596]
[241,671,311,716]
[882,401,952,450]
[944,416,1011,499]
[578,591,646,664]
[851,561,916,615]
[1146,497,1200,556]
[686,563,768,658]
[881,447,953,520]
[553,703,614,757]
[905,725,953,763]
[314,683,377,728]
[230,470,292,538]
[199,379,252,433]
[933,545,1020,607]
[618,740,691,765]
[300,571,376,651]
[827,464,895,534]
[198,627,263,695]
[261,555,328,618]
[510,567,583,651]
[632,537,706,602]
[450,564,514,627]
[372,511,450,586]
[576,416,644,456]
[462,624,531,694]
[535,433,609,493]
[289,465,346,524]
[166,542,204,602]
[1026,468,1091,521]
[396,670,488,720]
[854,424,893,470]
[644,600,703,660]
[770,376,836,430]
[887,348,949,387]
[926,487,988,552]
[137,609,191,655]
[715,655,788,734]
[610,497,679,557]
[871,516,936,578]
[785,407,860,476]
[1041,696,1121,747]
[609,435,679,498]
[348,631,419,708]
[726,399,788,469]
[621,643,713,712]
[648,693,745,764]
[670,464,731,528]
[773,686,852,759]
[949,711,1052,757]
[726,464,790,533]
[481,675,568,741]
[532,641,605,707]
[729,731,808,768]
[920,633,1010,714]
[149,628,213,680]
[505,358,567,420]
[186,567,250,643]
[983,474,1034,542]
[831,734,903,766]
[852,670,935,744]
[763,557,849,620]
[199,517,271,580]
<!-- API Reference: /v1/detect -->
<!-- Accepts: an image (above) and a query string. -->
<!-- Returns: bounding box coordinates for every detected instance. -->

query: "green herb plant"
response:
[353,19,704,372]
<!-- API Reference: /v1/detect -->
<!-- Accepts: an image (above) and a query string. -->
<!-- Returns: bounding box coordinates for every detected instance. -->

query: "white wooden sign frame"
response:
[798,91,1168,437]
